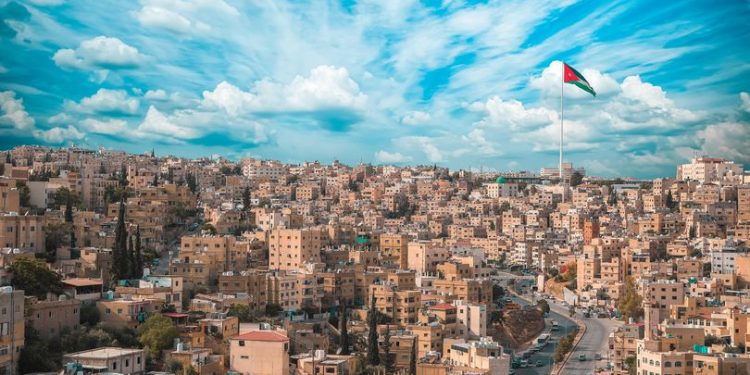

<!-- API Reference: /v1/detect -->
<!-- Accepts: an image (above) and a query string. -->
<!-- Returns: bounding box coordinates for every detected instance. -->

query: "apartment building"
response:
[0,287,23,375]
[0,213,44,252]
[268,228,325,271]
[229,330,289,375]
[25,296,80,339]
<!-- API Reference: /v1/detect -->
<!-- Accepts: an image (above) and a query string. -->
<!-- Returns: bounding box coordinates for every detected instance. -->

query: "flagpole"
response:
[560,61,564,202]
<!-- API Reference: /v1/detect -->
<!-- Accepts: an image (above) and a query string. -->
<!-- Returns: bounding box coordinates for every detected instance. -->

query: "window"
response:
[239,340,245,346]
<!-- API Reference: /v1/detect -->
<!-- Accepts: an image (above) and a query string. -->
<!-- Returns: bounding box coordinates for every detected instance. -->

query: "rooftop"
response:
[65,347,144,359]
[231,330,289,342]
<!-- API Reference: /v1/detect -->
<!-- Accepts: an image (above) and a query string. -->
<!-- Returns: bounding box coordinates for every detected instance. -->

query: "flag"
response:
[563,63,596,97]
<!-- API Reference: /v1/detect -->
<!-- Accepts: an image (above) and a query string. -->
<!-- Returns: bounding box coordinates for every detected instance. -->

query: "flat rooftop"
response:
[65,347,144,359]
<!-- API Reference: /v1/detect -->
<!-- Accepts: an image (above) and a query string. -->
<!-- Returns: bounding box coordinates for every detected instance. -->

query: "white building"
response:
[709,239,746,274]
[453,300,487,339]
[447,337,511,374]
[677,157,743,184]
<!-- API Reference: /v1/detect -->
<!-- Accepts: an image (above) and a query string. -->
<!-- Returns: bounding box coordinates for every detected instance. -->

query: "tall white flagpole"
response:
[560,61,564,202]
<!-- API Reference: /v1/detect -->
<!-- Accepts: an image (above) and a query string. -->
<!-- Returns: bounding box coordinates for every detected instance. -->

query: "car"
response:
[519,360,529,368]
[536,360,543,367]
[595,353,602,360]
[578,354,587,361]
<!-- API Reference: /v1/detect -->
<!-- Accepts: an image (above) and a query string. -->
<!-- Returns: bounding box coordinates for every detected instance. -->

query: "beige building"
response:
[63,347,146,375]
[229,330,289,375]
[0,287,23,375]
[25,296,80,339]
[268,228,325,271]
[0,213,44,252]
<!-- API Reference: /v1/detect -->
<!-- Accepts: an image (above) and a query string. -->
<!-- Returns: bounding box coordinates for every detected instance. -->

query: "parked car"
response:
[579,354,587,361]
[536,360,543,367]
[594,353,602,360]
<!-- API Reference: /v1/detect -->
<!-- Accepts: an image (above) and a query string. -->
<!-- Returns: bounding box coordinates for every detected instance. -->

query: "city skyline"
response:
[1,0,750,178]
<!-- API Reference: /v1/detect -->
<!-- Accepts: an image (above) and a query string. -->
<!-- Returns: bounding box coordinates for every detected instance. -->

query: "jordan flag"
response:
[563,63,596,97]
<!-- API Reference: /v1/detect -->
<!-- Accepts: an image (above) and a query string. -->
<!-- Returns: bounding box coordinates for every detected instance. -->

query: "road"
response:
[549,299,622,375]
[495,270,623,375]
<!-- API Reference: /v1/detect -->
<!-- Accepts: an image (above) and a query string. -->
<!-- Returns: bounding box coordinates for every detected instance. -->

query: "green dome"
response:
[496,176,506,184]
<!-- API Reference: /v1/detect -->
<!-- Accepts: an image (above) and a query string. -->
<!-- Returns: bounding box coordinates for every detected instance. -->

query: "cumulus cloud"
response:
[202,65,367,117]
[134,0,238,34]
[740,92,750,113]
[401,111,431,125]
[462,128,500,156]
[53,36,143,71]
[470,97,557,131]
[32,126,84,143]
[696,122,750,162]
[136,106,200,140]
[529,60,620,99]
[375,150,411,164]
[0,91,35,130]
[1,91,84,144]
[80,118,130,136]
[397,136,443,163]
[66,88,139,115]
[144,89,168,101]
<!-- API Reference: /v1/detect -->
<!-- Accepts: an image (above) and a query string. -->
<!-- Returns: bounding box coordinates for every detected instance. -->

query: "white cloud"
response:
[401,111,431,125]
[67,88,139,114]
[375,150,411,164]
[80,118,130,136]
[462,128,499,156]
[471,97,557,131]
[144,89,168,101]
[397,136,443,163]
[696,122,750,162]
[1,91,84,144]
[136,106,200,140]
[201,65,367,115]
[32,126,85,143]
[48,113,72,124]
[134,0,238,34]
[529,60,620,99]
[740,92,750,113]
[0,91,35,130]
[53,36,143,71]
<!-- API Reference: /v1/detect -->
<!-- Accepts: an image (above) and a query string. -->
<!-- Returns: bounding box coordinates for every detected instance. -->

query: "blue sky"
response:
[1,0,749,178]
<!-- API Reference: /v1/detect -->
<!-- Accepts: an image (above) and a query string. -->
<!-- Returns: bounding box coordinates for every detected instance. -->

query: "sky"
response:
[1,0,749,178]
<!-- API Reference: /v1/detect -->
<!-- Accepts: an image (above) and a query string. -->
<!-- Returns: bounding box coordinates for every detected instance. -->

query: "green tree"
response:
[128,234,136,278]
[367,295,380,366]
[242,187,251,209]
[339,305,350,355]
[570,171,584,186]
[18,182,30,207]
[624,356,637,375]
[9,255,63,299]
[186,172,197,193]
[617,277,644,322]
[80,303,100,326]
[64,192,74,223]
[119,164,128,187]
[135,226,143,278]
[536,299,551,315]
[666,190,676,210]
[265,303,283,316]
[112,197,129,281]
[409,337,417,375]
[18,327,58,373]
[382,327,394,374]
[227,304,256,323]
[138,315,178,360]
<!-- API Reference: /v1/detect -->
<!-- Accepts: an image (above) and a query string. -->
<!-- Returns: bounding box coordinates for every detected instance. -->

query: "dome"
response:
[495,176,506,184]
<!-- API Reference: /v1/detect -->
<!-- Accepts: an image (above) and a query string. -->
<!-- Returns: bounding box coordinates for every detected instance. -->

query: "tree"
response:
[704,334,722,346]
[119,164,128,187]
[339,305,350,355]
[382,327,394,374]
[64,193,74,223]
[409,337,417,375]
[128,234,136,278]
[186,173,197,193]
[19,327,58,373]
[666,190,676,210]
[624,356,637,375]
[617,277,644,322]
[18,182,29,207]
[570,171,584,187]
[9,255,63,299]
[265,303,283,316]
[80,303,100,326]
[568,305,576,317]
[138,315,178,360]
[367,296,380,366]
[228,304,256,323]
[112,197,129,281]
[536,299,551,315]
[242,187,251,209]
[135,226,143,278]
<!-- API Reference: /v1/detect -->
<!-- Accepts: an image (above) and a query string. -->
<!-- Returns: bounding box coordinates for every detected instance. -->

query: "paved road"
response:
[494,270,623,375]
[548,299,622,375]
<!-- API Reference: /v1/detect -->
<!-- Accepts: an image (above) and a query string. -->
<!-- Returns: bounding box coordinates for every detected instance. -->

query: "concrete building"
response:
[0,212,44,252]
[268,228,325,271]
[677,157,743,183]
[62,347,146,375]
[229,330,289,375]
[0,287,23,375]
[25,296,80,339]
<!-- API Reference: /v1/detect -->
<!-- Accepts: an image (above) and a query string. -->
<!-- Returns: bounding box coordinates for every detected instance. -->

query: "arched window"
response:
[675,361,682,367]
[664,361,672,367]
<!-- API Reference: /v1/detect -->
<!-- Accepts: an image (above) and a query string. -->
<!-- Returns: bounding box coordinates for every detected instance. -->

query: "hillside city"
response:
[0,145,749,375]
